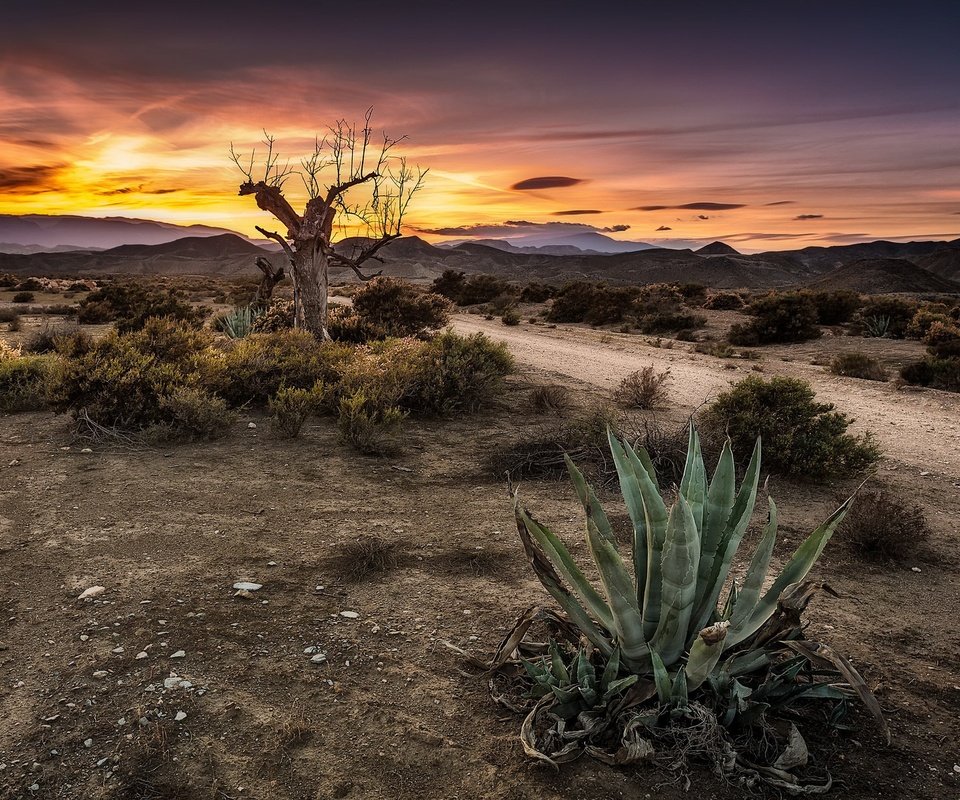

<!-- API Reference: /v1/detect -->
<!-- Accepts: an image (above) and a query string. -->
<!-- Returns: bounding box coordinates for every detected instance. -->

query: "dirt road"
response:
[454,314,960,479]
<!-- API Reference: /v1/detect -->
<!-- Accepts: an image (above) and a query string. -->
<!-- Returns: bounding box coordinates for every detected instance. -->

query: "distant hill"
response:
[807,258,960,294]
[0,214,250,251]
[442,230,656,254]
[916,243,960,282]
[696,241,740,255]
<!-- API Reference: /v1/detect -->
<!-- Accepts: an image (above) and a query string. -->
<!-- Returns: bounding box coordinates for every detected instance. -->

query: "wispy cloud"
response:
[794,213,824,220]
[553,209,602,215]
[511,176,583,190]
[635,202,746,211]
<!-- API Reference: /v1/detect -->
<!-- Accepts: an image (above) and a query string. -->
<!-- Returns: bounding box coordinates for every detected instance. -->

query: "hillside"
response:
[807,257,960,294]
[696,241,740,255]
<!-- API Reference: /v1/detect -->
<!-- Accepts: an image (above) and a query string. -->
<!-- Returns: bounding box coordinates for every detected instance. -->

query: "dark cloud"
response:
[634,202,745,211]
[766,200,795,206]
[511,176,583,190]
[0,163,63,191]
[794,214,824,220]
[99,186,181,196]
[656,225,672,231]
[414,220,627,238]
[553,209,602,216]
[697,215,709,220]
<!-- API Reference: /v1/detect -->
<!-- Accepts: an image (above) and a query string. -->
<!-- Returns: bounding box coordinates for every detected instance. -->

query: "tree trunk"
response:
[290,239,330,338]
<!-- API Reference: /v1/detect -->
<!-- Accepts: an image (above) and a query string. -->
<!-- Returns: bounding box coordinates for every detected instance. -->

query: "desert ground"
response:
[1,306,959,800]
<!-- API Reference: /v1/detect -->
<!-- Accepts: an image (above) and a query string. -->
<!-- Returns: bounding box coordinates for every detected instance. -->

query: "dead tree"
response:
[252,256,284,308]
[230,110,426,337]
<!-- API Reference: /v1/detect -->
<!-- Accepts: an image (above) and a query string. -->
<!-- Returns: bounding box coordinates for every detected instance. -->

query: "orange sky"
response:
[2,4,959,252]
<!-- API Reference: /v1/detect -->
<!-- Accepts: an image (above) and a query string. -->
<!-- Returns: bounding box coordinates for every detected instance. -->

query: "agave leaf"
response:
[679,425,708,532]
[727,497,779,635]
[515,502,615,631]
[607,432,650,603]
[670,667,689,708]
[721,648,771,677]
[690,437,762,634]
[603,674,639,701]
[692,440,736,614]
[585,517,650,667]
[549,640,570,682]
[727,495,853,649]
[649,495,701,665]
[514,503,615,656]
[650,647,672,703]
[576,647,595,690]
[686,621,729,690]
[624,437,658,491]
[600,646,621,692]
[721,580,739,621]
[565,454,615,543]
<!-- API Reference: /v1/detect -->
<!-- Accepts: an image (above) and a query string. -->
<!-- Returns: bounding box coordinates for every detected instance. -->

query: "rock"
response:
[247,422,257,429]
[92,670,108,679]
[163,677,181,689]
[111,647,124,654]
[8,459,20,467]
[232,582,262,592]
[234,589,254,599]
[135,652,148,660]
[83,739,93,749]
[304,646,319,654]
[80,635,89,642]
[78,586,106,600]
[911,566,922,573]
[339,611,360,619]
[174,711,187,722]
[81,448,93,454]
[310,653,327,663]
[170,650,186,659]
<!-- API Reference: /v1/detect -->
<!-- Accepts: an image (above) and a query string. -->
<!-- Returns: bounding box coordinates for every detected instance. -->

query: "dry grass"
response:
[332,535,407,581]
[829,352,889,382]
[613,366,670,409]
[839,488,931,562]
[527,383,571,415]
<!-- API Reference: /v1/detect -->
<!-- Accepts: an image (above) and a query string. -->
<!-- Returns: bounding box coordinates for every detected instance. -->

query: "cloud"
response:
[414,220,628,238]
[656,225,672,231]
[697,215,709,220]
[511,176,583,190]
[634,202,745,211]
[98,186,181,196]
[0,163,64,191]
[766,200,795,206]
[553,209,602,215]
[794,214,824,220]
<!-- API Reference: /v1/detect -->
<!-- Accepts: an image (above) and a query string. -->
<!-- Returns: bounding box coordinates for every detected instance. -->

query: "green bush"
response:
[519,282,554,303]
[501,308,521,326]
[829,353,888,381]
[215,330,355,407]
[269,385,324,438]
[0,354,53,412]
[548,282,641,325]
[48,318,220,432]
[729,292,821,345]
[77,283,207,332]
[337,390,405,456]
[701,376,880,478]
[430,269,467,301]
[12,291,34,304]
[636,310,705,334]
[900,357,960,392]
[807,290,861,325]
[326,305,386,343]
[152,387,234,442]
[351,277,451,336]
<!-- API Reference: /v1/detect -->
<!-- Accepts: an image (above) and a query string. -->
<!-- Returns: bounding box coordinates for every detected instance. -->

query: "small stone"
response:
[174,711,187,722]
[267,561,277,566]
[163,677,181,689]
[111,646,125,654]
[8,459,20,467]
[911,566,922,573]
[310,653,327,663]
[339,611,360,619]
[78,586,106,600]
[304,646,319,654]
[81,448,93,454]
[83,738,93,749]
[80,635,89,642]
[135,652,148,660]
[247,422,257,429]
[232,582,262,592]
[92,670,108,679]
[170,650,186,659]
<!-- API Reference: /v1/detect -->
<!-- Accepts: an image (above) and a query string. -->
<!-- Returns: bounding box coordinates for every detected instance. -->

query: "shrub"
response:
[77,283,207,331]
[337,390,405,456]
[0,354,53,412]
[326,306,386,343]
[458,274,514,306]
[0,308,20,323]
[519,282,554,303]
[839,489,931,561]
[855,297,917,338]
[23,323,89,355]
[923,320,960,347]
[674,282,707,305]
[48,318,219,432]
[900,357,960,392]
[215,330,354,407]
[703,291,744,311]
[528,384,571,415]
[501,308,521,326]
[430,269,467,301]
[351,277,451,336]
[829,353,888,381]
[905,309,953,340]
[269,385,323,438]
[333,535,406,581]
[729,292,821,345]
[613,366,670,408]
[153,387,233,442]
[12,291,34,304]
[15,278,44,292]
[549,283,641,325]
[636,311,705,335]
[807,290,861,325]
[701,376,880,478]
[250,299,294,333]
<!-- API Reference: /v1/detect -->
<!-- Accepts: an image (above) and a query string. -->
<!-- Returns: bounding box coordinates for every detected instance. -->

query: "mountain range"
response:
[0,215,958,293]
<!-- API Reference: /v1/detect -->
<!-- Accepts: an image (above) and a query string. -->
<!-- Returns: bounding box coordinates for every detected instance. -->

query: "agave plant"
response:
[862,314,891,338]
[499,426,886,787]
[216,305,261,339]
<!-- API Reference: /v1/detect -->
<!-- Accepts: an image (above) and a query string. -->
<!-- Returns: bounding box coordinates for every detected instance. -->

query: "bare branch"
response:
[255,225,295,262]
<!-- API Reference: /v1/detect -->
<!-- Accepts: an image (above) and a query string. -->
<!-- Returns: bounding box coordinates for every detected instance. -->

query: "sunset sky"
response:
[2,2,959,251]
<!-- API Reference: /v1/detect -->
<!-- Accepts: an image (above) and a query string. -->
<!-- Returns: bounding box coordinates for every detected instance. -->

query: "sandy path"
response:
[453,314,960,478]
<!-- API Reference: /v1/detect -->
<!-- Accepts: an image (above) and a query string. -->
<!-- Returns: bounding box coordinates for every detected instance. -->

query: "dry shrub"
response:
[352,276,451,336]
[829,353,888,381]
[614,366,670,409]
[269,384,323,438]
[839,489,931,561]
[152,387,234,442]
[528,383,571,415]
[501,308,521,326]
[703,291,745,311]
[337,390,405,456]
[334,535,406,580]
[0,353,54,412]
